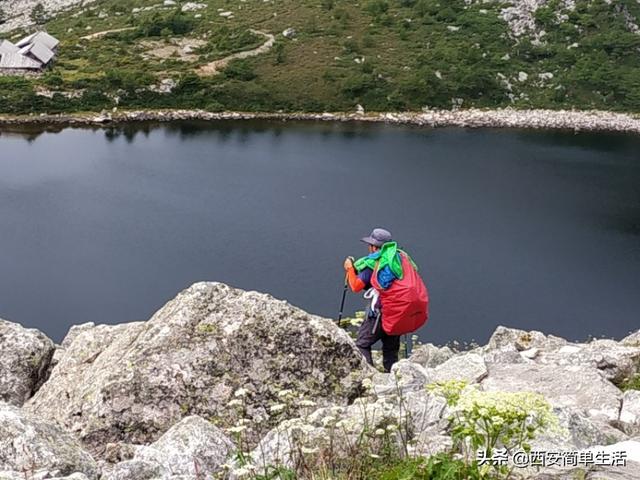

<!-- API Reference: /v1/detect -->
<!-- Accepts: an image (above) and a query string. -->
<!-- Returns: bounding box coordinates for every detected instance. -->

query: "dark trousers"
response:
[355,309,400,373]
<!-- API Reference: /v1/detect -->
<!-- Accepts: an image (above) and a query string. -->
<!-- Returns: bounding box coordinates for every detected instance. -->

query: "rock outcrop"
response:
[103,416,235,480]
[482,363,623,422]
[0,402,98,479]
[0,286,637,479]
[26,282,368,455]
[0,318,55,406]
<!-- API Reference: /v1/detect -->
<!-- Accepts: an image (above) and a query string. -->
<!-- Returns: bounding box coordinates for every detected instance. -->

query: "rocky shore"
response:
[1,281,640,479]
[1,108,640,134]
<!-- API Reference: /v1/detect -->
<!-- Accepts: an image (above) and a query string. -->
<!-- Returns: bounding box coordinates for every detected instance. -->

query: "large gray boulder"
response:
[26,283,367,455]
[482,363,622,422]
[132,416,235,478]
[0,402,98,479]
[0,318,55,406]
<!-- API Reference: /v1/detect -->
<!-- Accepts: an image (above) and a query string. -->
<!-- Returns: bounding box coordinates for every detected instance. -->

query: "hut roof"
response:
[19,42,55,65]
[0,52,42,69]
[0,40,20,54]
[16,31,60,50]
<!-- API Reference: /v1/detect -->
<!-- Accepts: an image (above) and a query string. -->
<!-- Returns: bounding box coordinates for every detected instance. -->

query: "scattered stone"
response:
[181,2,207,12]
[520,347,540,360]
[486,325,567,352]
[5,110,640,135]
[0,318,55,406]
[149,78,177,94]
[408,343,454,368]
[386,360,433,393]
[282,27,296,39]
[431,352,487,384]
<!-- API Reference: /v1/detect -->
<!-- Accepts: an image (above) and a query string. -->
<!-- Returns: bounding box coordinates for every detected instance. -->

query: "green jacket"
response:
[353,242,417,280]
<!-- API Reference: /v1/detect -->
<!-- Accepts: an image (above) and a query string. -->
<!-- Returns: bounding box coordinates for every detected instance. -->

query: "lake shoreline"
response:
[1,107,640,134]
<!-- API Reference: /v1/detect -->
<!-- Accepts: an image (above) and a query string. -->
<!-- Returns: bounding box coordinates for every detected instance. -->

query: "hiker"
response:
[343,228,429,373]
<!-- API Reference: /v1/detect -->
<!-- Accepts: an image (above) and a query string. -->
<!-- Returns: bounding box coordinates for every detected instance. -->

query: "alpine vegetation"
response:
[2,0,640,116]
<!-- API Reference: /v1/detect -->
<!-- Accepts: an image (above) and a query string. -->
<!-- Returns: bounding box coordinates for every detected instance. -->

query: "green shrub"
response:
[620,374,640,391]
[224,59,257,81]
[366,0,390,16]
[199,27,263,59]
[137,9,193,38]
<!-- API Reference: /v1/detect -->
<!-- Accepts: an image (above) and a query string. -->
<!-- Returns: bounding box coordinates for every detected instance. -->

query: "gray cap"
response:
[360,228,393,247]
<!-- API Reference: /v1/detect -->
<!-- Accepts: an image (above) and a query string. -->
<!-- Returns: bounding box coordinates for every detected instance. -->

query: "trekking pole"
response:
[337,275,348,327]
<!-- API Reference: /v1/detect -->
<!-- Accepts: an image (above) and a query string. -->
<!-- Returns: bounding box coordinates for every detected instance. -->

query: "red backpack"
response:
[371,252,429,335]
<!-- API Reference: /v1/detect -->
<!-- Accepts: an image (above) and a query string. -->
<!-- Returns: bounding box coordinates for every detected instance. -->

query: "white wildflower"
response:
[301,446,319,454]
[321,416,337,427]
[277,389,294,398]
[270,403,287,413]
[374,428,386,436]
[298,399,316,407]
[234,388,249,397]
[227,425,248,434]
[228,399,242,408]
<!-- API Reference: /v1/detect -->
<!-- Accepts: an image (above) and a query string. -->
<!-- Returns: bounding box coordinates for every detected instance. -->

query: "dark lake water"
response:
[0,120,639,344]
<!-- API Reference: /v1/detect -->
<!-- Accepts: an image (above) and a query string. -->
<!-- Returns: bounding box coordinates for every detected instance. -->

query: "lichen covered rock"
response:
[26,282,367,455]
[0,318,55,406]
[482,363,622,422]
[407,343,454,369]
[0,402,98,479]
[132,416,235,478]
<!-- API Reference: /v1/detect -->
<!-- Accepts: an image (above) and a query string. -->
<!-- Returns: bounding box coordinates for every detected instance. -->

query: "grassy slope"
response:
[1,0,640,114]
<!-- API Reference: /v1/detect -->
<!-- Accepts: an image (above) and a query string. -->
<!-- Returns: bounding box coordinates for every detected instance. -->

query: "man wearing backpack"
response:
[343,228,429,372]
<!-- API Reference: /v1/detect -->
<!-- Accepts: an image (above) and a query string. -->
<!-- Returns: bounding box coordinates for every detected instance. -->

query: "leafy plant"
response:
[620,374,640,391]
[428,380,559,479]
[30,3,47,25]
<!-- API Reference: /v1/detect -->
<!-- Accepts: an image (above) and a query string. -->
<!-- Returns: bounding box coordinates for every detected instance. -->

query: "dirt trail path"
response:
[197,29,275,76]
[81,27,136,40]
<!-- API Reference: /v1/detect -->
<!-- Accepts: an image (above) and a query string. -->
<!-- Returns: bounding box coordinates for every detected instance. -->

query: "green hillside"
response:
[2,0,640,114]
